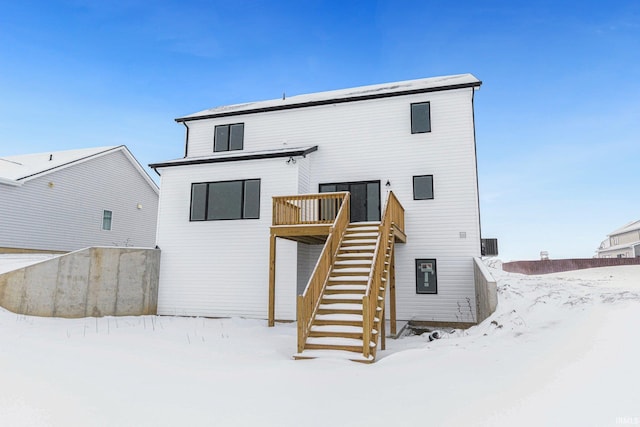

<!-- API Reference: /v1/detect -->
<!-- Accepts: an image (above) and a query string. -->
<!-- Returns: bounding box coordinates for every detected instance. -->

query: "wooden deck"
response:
[270,224,332,244]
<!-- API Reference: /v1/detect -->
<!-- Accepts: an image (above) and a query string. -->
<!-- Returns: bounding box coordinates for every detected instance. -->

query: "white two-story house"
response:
[151,74,493,361]
[597,220,640,258]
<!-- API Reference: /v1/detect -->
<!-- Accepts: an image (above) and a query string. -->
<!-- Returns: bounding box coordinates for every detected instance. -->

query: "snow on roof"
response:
[608,220,640,237]
[0,146,119,183]
[177,73,481,121]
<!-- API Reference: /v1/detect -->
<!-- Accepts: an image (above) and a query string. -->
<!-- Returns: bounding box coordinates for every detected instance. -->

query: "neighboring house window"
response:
[416,259,437,294]
[411,102,431,134]
[190,179,260,221]
[413,175,434,200]
[214,123,244,152]
[102,210,113,231]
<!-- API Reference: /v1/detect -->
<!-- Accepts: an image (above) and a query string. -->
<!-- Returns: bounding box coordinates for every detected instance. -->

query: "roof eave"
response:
[149,146,318,169]
[175,81,482,123]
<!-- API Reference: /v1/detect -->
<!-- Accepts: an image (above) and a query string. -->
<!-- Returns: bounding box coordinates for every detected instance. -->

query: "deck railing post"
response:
[297,295,305,352]
[362,297,370,358]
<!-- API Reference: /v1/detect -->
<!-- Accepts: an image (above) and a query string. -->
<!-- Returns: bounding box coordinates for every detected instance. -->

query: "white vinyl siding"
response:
[0,149,159,252]
[166,86,480,322]
[155,157,303,319]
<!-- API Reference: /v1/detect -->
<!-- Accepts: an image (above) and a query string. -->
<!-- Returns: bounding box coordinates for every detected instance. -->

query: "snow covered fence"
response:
[503,257,640,275]
[0,247,159,318]
[474,257,497,323]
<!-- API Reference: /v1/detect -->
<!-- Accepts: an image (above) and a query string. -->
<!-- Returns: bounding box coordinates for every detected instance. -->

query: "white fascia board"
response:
[0,176,22,187]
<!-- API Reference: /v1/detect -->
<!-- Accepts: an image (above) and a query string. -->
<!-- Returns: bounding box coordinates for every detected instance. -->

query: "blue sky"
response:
[1,0,639,261]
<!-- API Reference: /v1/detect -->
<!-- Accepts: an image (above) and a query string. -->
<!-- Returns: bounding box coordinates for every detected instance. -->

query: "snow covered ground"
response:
[1,264,639,426]
[0,253,59,274]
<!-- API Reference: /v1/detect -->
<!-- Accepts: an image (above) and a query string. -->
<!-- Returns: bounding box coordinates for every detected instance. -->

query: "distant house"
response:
[150,74,496,361]
[596,220,640,258]
[0,146,159,253]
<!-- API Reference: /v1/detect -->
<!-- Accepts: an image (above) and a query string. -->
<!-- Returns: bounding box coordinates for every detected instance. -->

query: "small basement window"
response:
[411,102,431,134]
[416,259,437,294]
[102,210,113,231]
[214,123,244,152]
[413,175,434,200]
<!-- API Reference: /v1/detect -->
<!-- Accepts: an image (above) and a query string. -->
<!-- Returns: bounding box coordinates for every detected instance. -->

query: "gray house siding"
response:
[0,149,158,252]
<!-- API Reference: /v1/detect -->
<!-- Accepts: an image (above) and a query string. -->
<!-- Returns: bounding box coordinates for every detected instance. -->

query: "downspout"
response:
[182,122,190,158]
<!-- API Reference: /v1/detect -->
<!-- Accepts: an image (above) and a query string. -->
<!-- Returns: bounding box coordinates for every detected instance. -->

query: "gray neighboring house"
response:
[596,220,640,258]
[0,146,159,253]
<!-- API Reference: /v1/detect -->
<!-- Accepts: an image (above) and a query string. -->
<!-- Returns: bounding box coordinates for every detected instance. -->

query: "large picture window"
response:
[214,123,244,152]
[415,259,437,294]
[190,179,260,221]
[411,102,431,134]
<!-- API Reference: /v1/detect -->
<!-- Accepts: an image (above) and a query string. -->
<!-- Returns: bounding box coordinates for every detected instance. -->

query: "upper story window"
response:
[413,175,434,200]
[190,179,260,221]
[411,102,431,134]
[214,123,244,152]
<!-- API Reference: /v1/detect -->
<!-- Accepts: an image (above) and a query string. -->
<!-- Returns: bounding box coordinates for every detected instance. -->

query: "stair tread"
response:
[334,260,373,265]
[315,313,379,322]
[330,267,370,273]
[306,336,375,347]
[315,313,363,321]
[339,245,376,251]
[319,303,363,310]
[310,325,363,333]
[325,284,367,291]
[329,276,369,282]
[293,350,374,362]
[323,293,364,300]
[344,232,379,238]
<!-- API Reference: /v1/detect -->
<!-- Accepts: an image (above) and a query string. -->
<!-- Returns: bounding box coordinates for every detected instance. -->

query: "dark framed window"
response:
[413,175,434,200]
[411,102,431,134]
[214,123,244,152]
[190,179,260,221]
[416,259,437,294]
[102,210,113,231]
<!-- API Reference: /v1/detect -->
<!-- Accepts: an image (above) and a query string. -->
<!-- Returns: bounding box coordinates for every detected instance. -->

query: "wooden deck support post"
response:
[390,248,397,336]
[268,233,276,327]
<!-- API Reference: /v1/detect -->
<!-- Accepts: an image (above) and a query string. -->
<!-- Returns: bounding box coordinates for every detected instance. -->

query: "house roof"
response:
[0,146,159,193]
[149,145,318,170]
[608,220,640,237]
[176,73,481,122]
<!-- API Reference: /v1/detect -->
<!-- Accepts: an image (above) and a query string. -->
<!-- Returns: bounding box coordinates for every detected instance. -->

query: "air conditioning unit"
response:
[481,238,498,256]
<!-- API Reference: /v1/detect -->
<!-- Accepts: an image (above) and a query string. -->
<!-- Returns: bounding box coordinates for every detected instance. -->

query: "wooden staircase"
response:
[295,222,394,362]
[271,191,404,363]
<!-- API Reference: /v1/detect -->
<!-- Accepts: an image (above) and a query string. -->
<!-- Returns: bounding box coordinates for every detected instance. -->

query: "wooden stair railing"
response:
[297,192,351,352]
[362,191,405,359]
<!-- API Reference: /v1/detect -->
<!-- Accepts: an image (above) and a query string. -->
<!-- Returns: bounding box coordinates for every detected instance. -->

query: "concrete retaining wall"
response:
[0,247,160,318]
[503,257,640,275]
[473,257,497,324]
